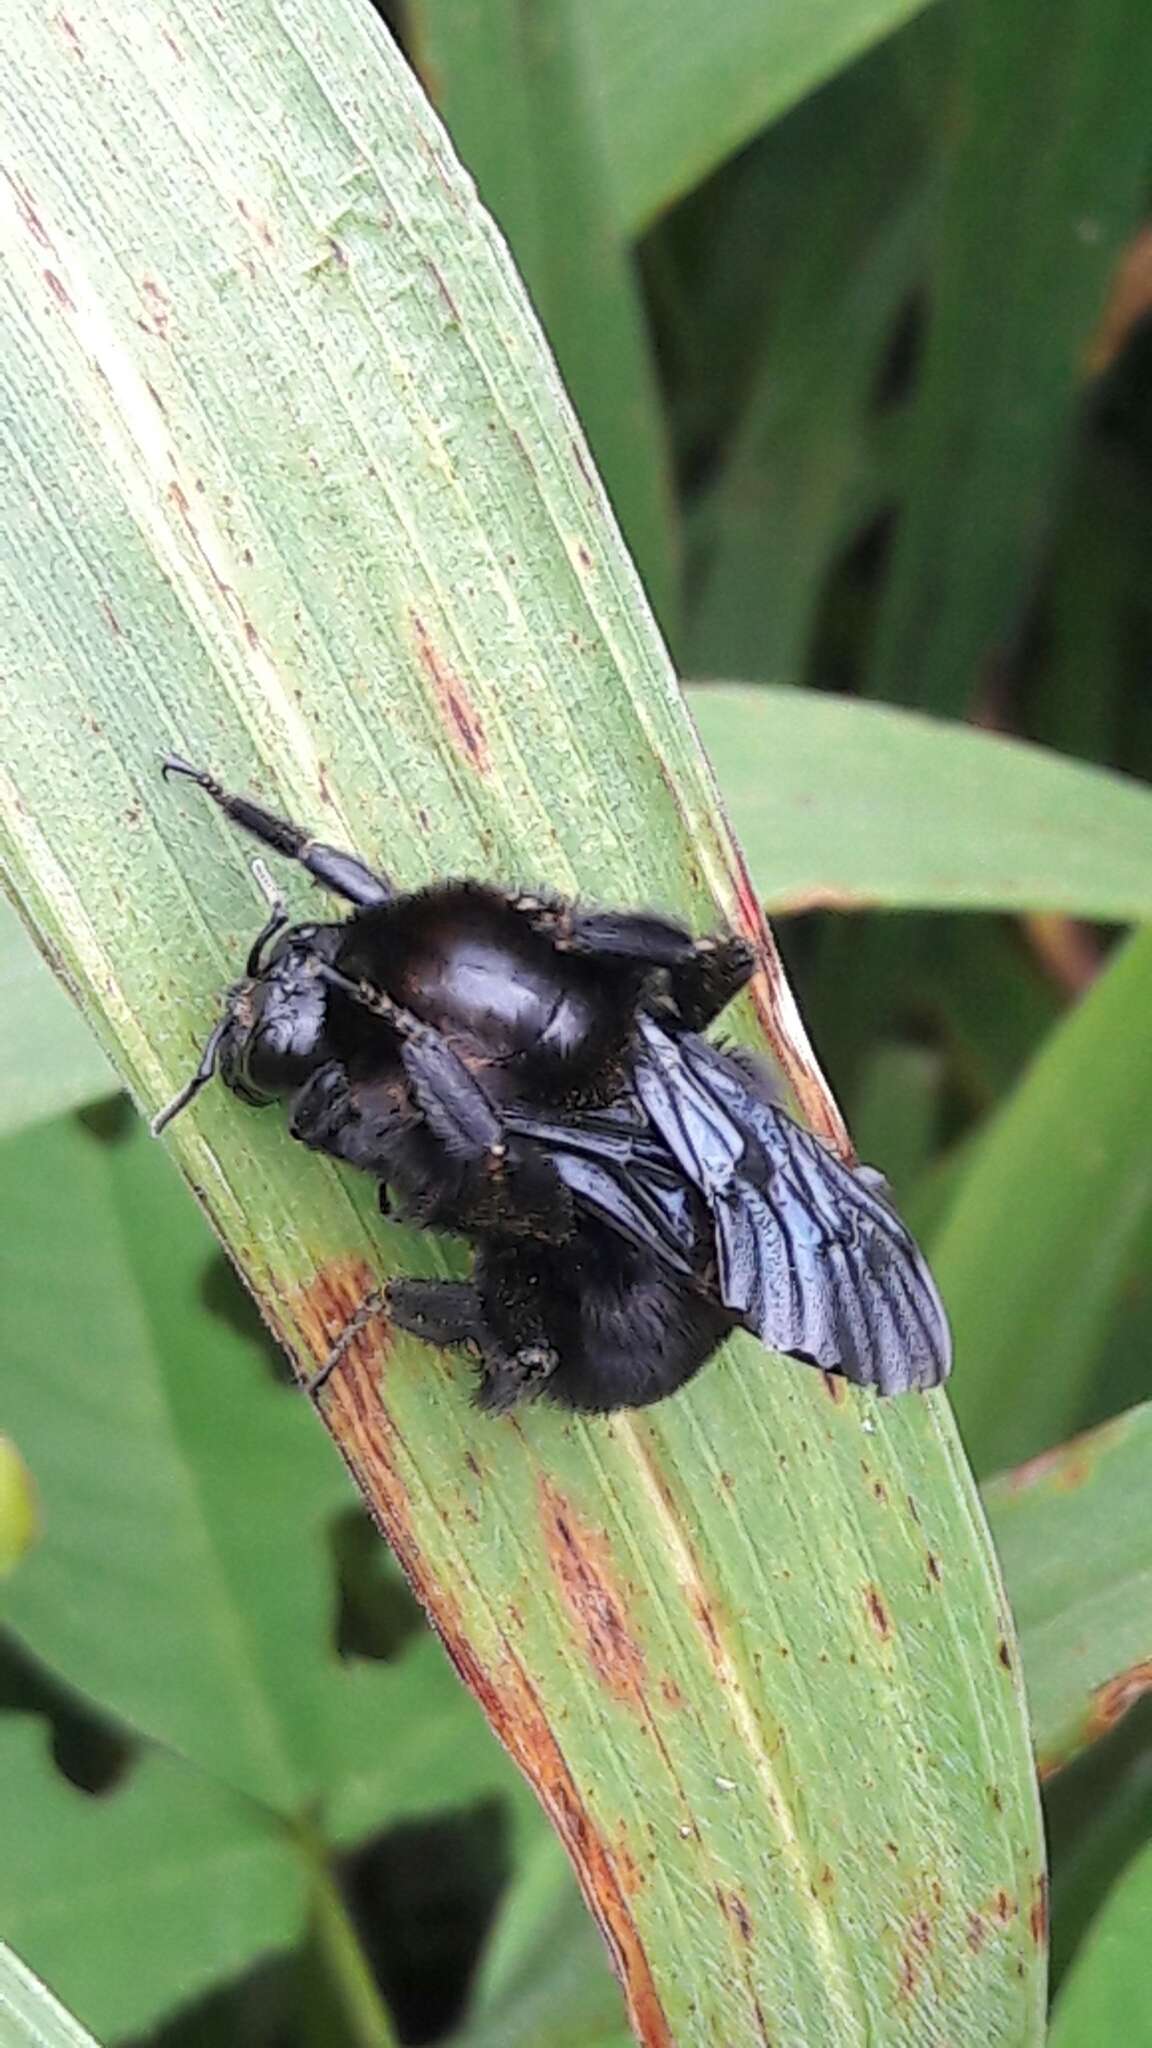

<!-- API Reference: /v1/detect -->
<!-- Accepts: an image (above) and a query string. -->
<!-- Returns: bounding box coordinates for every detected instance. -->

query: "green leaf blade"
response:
[986,1406,1152,1780]
[0,4,1045,2039]
[691,685,1152,919]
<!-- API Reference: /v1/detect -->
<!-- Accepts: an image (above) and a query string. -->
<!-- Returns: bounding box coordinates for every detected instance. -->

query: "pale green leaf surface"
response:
[985,1406,1152,1780]
[585,0,934,232]
[0,1720,303,2044]
[0,1113,515,1830]
[933,929,1152,1476]
[1048,1837,1152,2046]
[0,5,1043,2040]
[0,1943,102,2048]
[0,896,115,1137]
[690,685,1152,919]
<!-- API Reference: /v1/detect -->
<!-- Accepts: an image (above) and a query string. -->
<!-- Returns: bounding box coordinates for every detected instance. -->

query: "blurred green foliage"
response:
[3,0,1152,2041]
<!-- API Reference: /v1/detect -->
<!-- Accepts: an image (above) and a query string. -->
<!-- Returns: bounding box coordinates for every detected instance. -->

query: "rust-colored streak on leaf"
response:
[410,611,491,773]
[822,1372,846,1405]
[540,1479,648,1709]
[1029,1874,1049,1949]
[726,842,850,1155]
[764,884,880,917]
[864,1584,892,1640]
[714,1892,772,2041]
[660,1675,685,1710]
[614,1830,647,1898]
[1086,1659,1152,1744]
[999,1415,1122,1494]
[44,269,75,312]
[719,1889,754,1943]
[55,13,83,55]
[284,1269,671,2044]
[992,1889,1017,1925]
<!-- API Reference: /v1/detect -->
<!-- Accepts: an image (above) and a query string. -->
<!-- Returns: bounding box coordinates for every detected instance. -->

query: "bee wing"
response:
[632,1018,951,1393]
[502,1108,700,1279]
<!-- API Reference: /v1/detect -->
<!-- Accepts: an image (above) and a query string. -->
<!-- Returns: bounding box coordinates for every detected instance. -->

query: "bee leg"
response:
[389,1278,558,1412]
[507,897,756,1030]
[161,756,392,907]
[316,966,573,1241]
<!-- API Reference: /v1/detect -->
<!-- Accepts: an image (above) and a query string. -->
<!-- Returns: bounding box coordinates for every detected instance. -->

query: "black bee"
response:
[154,758,951,1413]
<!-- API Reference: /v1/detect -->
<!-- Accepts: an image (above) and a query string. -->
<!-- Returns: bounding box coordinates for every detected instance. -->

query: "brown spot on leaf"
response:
[822,1372,846,1404]
[44,269,74,311]
[141,277,171,338]
[719,1889,754,1942]
[288,1257,395,1391]
[864,1584,892,1639]
[993,1889,1016,1924]
[1000,1417,1121,1495]
[997,1639,1013,1672]
[967,1912,986,1952]
[1030,1874,1049,1947]
[280,1268,672,2047]
[101,597,122,636]
[659,1676,685,1710]
[1078,1660,1152,1753]
[692,1594,723,1665]
[909,1912,933,1951]
[410,611,490,773]
[540,1481,647,1709]
[765,883,879,916]
[56,14,83,54]
[926,1553,942,1583]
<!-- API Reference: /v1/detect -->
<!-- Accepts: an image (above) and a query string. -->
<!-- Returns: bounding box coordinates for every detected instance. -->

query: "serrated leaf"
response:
[690,685,1152,919]
[0,4,1044,2039]
[985,1406,1152,1779]
[0,1718,304,2043]
[0,1112,514,1831]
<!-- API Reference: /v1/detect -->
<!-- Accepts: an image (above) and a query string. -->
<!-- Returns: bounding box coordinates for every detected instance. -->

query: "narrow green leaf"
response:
[0,897,115,1137]
[1048,1838,1152,2045]
[690,684,1152,918]
[684,39,933,684]
[584,0,934,232]
[0,1943,103,2048]
[0,1719,305,2043]
[933,929,1152,1475]
[407,0,677,632]
[0,4,1044,2038]
[866,0,1152,713]
[986,1406,1152,1779]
